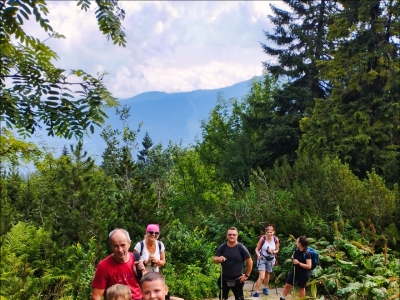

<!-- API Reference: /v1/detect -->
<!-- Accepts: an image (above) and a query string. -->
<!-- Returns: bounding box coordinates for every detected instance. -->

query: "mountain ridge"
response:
[24,77,256,162]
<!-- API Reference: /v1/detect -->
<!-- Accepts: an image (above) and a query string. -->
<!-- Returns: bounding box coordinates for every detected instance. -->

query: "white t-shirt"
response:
[134,240,165,272]
[260,237,276,257]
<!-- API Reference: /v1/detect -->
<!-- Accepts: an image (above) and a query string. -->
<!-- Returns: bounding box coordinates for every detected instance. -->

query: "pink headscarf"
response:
[146,224,160,232]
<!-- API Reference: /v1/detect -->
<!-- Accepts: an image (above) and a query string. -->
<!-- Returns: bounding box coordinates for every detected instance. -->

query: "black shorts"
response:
[285,270,310,288]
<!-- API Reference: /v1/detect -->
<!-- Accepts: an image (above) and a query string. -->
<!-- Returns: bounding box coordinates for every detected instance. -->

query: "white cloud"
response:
[23,1,279,98]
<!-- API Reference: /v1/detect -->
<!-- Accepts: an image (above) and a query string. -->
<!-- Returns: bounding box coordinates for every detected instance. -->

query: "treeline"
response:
[1,0,399,299]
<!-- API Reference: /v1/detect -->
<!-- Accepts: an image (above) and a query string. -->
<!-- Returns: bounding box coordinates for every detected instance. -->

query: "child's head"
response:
[140,271,169,300]
[106,284,131,300]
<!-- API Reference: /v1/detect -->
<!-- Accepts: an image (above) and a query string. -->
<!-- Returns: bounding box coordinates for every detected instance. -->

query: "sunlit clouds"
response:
[29,1,282,98]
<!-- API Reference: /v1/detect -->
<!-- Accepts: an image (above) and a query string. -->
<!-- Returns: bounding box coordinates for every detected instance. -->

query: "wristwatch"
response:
[244,274,249,278]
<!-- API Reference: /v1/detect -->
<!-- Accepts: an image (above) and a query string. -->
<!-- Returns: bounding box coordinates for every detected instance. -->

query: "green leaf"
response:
[337,282,362,295]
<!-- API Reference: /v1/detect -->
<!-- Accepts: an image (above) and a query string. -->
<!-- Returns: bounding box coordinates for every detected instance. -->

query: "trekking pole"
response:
[220,263,223,300]
[250,256,258,296]
[272,270,278,296]
[292,264,296,299]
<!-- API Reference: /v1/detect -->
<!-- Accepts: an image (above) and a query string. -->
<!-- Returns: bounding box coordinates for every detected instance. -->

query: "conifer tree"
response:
[299,0,400,187]
[137,132,154,164]
[252,0,337,167]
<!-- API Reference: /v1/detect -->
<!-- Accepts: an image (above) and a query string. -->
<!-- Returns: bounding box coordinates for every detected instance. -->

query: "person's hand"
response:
[219,256,227,263]
[239,274,247,283]
[136,260,146,270]
[257,254,263,260]
[292,259,299,265]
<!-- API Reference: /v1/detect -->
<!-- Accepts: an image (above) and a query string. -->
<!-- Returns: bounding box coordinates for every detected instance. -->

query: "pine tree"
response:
[253,0,337,167]
[61,145,69,156]
[299,0,400,187]
[137,132,154,164]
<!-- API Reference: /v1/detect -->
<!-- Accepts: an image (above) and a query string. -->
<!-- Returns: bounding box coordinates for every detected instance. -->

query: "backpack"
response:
[258,235,279,251]
[133,252,143,280]
[139,240,163,257]
[258,235,279,266]
[139,240,165,269]
[304,246,319,270]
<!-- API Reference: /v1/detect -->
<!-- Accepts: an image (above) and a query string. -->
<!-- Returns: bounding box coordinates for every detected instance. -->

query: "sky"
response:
[27,1,286,99]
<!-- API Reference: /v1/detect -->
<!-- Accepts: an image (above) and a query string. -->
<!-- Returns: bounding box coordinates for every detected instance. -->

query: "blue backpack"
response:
[305,247,319,270]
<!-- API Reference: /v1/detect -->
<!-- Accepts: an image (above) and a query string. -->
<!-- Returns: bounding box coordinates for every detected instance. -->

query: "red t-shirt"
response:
[92,252,142,300]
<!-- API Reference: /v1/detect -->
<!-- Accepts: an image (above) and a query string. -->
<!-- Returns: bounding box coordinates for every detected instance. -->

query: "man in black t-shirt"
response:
[213,227,253,300]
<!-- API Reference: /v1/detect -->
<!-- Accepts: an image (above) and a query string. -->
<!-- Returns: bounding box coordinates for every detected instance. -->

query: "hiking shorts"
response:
[285,270,310,288]
[257,256,275,272]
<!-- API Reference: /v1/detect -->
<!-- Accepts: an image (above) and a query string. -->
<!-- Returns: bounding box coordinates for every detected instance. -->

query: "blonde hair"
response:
[106,284,132,300]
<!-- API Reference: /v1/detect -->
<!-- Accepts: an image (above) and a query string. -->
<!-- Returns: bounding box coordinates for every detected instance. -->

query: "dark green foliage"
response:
[258,0,336,166]
[299,0,400,188]
[1,1,399,299]
[198,95,253,190]
[100,105,170,241]
[137,132,154,164]
[162,220,220,300]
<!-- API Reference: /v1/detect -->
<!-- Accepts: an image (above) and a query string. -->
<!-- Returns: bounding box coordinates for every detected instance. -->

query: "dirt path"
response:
[209,281,290,300]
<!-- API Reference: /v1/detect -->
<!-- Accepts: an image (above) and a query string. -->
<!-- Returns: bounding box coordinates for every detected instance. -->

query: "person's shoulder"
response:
[273,235,280,243]
[96,254,114,268]
[215,242,227,253]
[133,241,142,250]
[237,242,249,251]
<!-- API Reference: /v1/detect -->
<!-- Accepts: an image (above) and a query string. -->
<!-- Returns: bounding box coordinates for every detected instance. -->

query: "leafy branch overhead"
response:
[0,0,125,139]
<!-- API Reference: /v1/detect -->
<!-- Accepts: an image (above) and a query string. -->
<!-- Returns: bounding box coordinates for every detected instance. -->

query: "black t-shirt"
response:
[293,248,311,273]
[215,242,250,279]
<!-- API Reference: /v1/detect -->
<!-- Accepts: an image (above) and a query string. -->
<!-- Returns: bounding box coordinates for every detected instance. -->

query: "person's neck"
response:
[112,253,129,263]
[146,239,156,246]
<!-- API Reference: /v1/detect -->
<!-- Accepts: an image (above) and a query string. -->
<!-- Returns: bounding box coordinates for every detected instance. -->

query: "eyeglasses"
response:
[147,231,159,236]
[227,233,237,236]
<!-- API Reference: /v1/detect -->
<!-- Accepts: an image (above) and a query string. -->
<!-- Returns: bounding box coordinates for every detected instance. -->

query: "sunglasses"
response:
[227,233,237,236]
[147,231,160,236]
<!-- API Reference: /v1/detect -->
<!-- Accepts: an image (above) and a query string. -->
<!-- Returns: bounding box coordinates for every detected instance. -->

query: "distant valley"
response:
[25,77,256,162]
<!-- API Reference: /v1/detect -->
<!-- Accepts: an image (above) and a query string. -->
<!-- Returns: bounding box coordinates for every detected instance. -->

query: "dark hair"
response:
[140,271,166,287]
[297,236,309,248]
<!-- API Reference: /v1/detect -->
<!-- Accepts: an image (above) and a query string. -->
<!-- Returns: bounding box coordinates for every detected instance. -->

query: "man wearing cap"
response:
[91,228,146,300]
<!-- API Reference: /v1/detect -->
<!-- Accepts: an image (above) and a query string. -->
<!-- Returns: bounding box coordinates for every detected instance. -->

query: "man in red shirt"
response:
[91,228,146,300]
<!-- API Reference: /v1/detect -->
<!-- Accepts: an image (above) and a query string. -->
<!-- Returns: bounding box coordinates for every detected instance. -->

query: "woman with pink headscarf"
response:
[134,224,166,272]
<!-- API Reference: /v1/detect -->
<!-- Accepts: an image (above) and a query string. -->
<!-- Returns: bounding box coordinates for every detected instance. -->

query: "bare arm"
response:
[244,256,253,276]
[213,256,226,264]
[157,250,166,267]
[255,238,263,258]
[274,243,280,253]
[91,287,104,300]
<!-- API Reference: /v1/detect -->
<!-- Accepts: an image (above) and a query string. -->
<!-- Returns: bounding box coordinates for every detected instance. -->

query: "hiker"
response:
[252,225,279,297]
[106,284,132,300]
[213,227,253,300]
[279,236,312,300]
[91,228,146,300]
[140,271,170,300]
[133,224,166,272]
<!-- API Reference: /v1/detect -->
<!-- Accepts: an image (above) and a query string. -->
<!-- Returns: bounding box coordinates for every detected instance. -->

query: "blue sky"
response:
[28,1,287,99]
